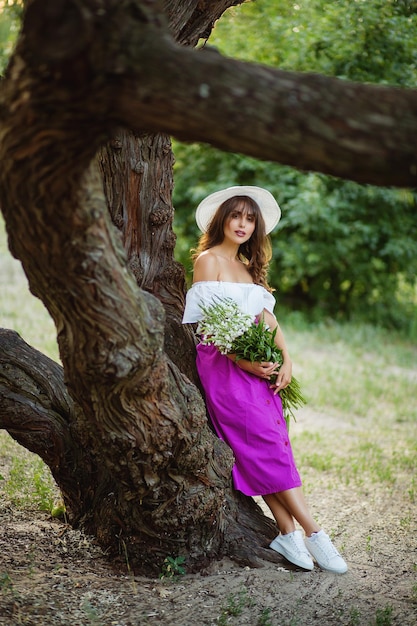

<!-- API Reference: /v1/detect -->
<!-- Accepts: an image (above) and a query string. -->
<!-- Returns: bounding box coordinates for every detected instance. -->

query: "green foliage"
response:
[158,555,186,580]
[258,607,273,626]
[371,605,393,626]
[349,606,361,625]
[211,0,417,86]
[0,572,13,591]
[272,177,417,330]
[173,0,417,334]
[0,1,22,75]
[218,587,255,625]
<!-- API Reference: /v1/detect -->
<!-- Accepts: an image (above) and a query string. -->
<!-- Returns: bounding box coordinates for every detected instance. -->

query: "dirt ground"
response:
[1,409,416,626]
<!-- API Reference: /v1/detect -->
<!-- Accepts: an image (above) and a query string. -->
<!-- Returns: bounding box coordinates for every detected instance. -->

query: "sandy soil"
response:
[1,409,416,626]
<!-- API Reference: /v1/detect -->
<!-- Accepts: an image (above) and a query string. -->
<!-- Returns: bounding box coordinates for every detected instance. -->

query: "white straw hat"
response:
[195,185,281,234]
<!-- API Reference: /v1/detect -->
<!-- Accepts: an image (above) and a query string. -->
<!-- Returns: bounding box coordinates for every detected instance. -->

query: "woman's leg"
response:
[265,487,348,573]
[264,490,315,570]
[263,487,321,536]
[263,493,296,534]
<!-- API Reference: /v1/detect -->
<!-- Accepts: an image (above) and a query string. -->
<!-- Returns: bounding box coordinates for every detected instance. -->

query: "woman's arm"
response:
[262,308,292,391]
[226,352,279,380]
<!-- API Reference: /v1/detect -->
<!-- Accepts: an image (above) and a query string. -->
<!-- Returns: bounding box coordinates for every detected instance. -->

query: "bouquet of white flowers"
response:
[197,297,306,426]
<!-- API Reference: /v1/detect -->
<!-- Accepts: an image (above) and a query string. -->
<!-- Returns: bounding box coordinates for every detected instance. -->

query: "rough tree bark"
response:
[0,0,279,574]
[1,0,417,574]
[98,131,199,385]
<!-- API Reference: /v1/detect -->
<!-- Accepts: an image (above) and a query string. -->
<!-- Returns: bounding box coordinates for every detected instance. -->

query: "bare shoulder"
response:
[193,250,220,282]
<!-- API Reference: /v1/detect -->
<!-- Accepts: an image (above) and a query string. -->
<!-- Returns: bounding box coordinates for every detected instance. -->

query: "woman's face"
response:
[223,203,256,245]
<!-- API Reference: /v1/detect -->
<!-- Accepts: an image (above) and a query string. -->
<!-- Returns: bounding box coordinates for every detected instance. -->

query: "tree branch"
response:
[116,39,417,187]
[164,0,246,46]
[17,0,417,187]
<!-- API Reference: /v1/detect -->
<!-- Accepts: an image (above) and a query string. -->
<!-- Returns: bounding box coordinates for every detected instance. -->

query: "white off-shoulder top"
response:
[182,281,276,324]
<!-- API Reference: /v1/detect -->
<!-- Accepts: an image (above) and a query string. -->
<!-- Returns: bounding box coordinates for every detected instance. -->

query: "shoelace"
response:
[315,535,340,559]
[291,533,311,556]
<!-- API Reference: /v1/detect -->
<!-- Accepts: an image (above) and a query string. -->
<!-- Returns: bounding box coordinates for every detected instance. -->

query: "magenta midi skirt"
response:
[197,344,302,496]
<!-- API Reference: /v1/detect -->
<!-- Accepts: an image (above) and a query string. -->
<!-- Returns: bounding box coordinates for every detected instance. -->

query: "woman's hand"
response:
[236,359,280,380]
[269,359,292,395]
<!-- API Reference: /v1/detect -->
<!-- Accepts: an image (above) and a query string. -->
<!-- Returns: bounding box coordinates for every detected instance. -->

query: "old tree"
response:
[1,0,417,575]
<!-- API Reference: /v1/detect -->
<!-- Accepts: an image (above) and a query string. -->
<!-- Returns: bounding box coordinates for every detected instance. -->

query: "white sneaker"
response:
[269,530,314,570]
[305,530,348,574]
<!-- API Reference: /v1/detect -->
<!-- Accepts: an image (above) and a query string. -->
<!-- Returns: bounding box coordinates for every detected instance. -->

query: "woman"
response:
[182,186,347,574]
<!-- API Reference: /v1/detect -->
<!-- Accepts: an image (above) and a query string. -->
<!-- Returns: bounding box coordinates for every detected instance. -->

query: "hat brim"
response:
[195,186,280,234]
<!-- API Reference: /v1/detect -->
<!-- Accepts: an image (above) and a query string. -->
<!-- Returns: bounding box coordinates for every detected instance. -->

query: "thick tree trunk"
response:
[164,0,244,46]
[98,131,198,385]
[0,327,277,568]
[0,0,281,575]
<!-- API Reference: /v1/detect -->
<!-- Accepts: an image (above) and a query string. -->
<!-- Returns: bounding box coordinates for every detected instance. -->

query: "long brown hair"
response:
[192,196,273,290]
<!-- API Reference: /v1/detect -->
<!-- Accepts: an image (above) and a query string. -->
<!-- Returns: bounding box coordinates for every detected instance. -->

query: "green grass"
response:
[277,313,415,426]
[217,587,255,625]
[287,317,417,422]
[277,310,417,500]
[371,605,393,626]
[0,432,60,513]
[2,454,58,512]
